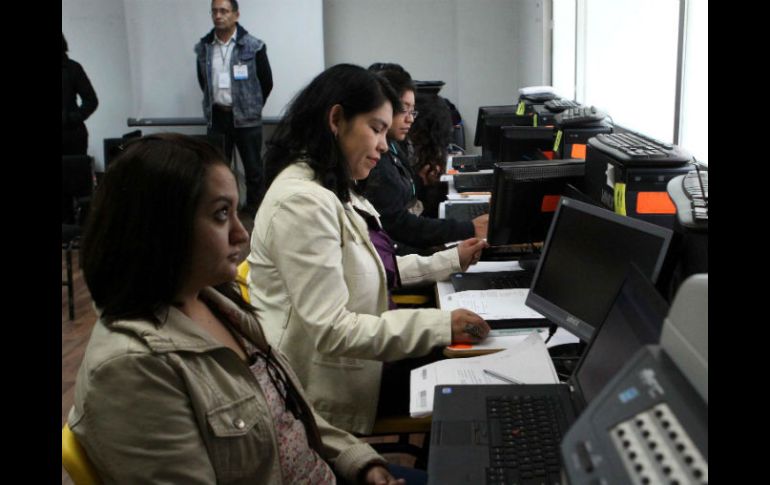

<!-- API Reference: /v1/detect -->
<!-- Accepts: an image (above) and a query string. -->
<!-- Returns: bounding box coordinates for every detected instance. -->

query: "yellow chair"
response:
[237,260,251,303]
[62,424,101,485]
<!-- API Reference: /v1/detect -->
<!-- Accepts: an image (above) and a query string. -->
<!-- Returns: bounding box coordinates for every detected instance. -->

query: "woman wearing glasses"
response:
[363,63,488,255]
[68,134,413,484]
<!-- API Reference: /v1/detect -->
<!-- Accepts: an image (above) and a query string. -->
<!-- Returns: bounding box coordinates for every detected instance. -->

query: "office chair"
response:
[62,424,101,485]
[62,155,95,320]
[237,260,250,302]
[452,123,466,150]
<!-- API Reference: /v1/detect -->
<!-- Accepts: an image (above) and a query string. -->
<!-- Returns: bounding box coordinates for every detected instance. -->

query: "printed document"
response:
[409,332,559,417]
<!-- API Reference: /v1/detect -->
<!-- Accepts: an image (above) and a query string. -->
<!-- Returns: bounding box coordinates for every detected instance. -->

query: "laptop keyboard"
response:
[486,272,532,289]
[445,202,489,221]
[486,395,567,484]
[454,173,495,191]
[450,271,533,292]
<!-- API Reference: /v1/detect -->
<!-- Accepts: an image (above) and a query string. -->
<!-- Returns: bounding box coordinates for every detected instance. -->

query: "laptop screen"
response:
[572,265,669,404]
[526,198,673,342]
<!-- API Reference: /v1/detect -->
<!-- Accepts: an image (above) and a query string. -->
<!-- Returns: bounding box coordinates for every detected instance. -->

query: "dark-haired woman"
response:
[68,133,409,484]
[247,64,490,436]
[362,64,488,254]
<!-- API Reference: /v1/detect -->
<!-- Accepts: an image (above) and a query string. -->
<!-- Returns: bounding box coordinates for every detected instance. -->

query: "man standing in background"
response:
[195,0,273,216]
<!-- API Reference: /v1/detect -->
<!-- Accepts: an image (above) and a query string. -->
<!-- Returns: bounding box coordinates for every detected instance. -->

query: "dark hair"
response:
[368,62,406,74]
[368,63,415,98]
[409,93,453,169]
[62,33,68,56]
[264,64,400,203]
[376,69,416,101]
[215,0,239,12]
[81,133,253,325]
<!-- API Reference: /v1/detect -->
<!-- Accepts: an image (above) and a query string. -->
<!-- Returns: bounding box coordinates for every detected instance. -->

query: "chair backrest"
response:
[237,260,251,303]
[62,424,101,485]
[62,155,94,199]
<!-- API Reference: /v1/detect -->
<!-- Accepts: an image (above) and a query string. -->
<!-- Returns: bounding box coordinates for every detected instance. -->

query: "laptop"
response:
[450,269,534,292]
[453,173,495,192]
[444,202,490,222]
[427,265,669,484]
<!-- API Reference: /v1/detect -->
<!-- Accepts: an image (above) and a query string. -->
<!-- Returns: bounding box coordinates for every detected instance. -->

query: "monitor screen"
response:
[479,114,530,163]
[487,159,585,246]
[525,198,673,342]
[499,126,555,162]
[572,264,669,404]
[473,105,517,147]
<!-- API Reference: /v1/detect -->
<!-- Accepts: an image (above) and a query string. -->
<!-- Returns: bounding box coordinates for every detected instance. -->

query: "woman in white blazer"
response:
[247,64,490,435]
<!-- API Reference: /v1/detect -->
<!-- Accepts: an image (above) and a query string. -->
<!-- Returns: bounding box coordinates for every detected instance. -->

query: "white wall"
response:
[63,0,133,172]
[323,0,549,154]
[63,0,324,171]
[64,0,548,167]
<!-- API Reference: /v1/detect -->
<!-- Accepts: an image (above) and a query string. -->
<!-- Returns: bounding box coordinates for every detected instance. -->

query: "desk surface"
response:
[435,261,579,349]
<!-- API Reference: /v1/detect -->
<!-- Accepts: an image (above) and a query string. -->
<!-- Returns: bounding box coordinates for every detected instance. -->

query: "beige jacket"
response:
[68,288,385,484]
[248,162,458,434]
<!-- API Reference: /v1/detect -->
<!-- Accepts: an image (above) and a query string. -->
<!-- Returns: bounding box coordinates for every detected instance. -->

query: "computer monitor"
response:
[499,126,555,162]
[473,105,517,147]
[487,159,585,246]
[572,264,669,404]
[481,114,536,163]
[525,197,673,342]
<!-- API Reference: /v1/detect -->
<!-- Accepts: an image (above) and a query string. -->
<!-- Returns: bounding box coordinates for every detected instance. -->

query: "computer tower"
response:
[584,143,692,229]
[555,124,613,160]
[532,104,558,126]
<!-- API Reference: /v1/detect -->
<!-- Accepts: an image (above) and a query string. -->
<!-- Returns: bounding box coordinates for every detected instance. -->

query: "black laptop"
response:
[426,265,669,484]
[453,172,495,192]
[450,269,534,292]
[444,202,490,222]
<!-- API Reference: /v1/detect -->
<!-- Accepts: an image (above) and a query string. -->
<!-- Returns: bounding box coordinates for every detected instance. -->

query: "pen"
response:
[483,369,523,384]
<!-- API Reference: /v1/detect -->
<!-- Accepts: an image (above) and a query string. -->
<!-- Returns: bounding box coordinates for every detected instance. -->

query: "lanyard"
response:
[217,38,232,67]
[390,142,415,198]
[218,41,231,68]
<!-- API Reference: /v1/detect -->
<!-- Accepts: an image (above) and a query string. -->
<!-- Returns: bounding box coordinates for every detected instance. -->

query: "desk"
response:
[435,261,579,350]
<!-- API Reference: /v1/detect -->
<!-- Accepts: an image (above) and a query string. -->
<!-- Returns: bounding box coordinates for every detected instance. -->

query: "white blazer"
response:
[247,162,459,434]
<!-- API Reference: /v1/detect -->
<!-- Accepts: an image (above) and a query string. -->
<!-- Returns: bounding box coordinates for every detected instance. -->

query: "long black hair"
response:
[410,92,453,169]
[81,133,253,325]
[263,64,400,203]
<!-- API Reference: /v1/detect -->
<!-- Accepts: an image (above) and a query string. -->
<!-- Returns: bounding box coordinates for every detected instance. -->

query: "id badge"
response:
[218,72,230,89]
[233,64,248,80]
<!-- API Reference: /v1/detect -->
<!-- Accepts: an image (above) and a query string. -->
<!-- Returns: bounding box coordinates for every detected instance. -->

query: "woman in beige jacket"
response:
[248,64,490,435]
[68,134,410,484]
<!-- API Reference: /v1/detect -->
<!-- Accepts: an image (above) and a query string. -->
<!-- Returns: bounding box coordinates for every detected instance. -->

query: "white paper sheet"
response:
[440,289,546,320]
[409,333,559,417]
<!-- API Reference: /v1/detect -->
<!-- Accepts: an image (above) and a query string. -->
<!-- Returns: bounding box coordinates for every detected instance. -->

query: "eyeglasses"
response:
[211,7,232,15]
[400,109,419,119]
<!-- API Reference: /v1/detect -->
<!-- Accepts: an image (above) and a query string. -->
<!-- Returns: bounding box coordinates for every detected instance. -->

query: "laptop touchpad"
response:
[437,421,489,445]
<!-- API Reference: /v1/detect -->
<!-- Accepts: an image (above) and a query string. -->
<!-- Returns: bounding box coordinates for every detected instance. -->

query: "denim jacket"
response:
[195,24,266,128]
[68,287,384,484]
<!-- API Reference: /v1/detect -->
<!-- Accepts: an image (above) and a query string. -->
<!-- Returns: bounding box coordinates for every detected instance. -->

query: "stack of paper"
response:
[440,289,546,320]
[409,332,559,417]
